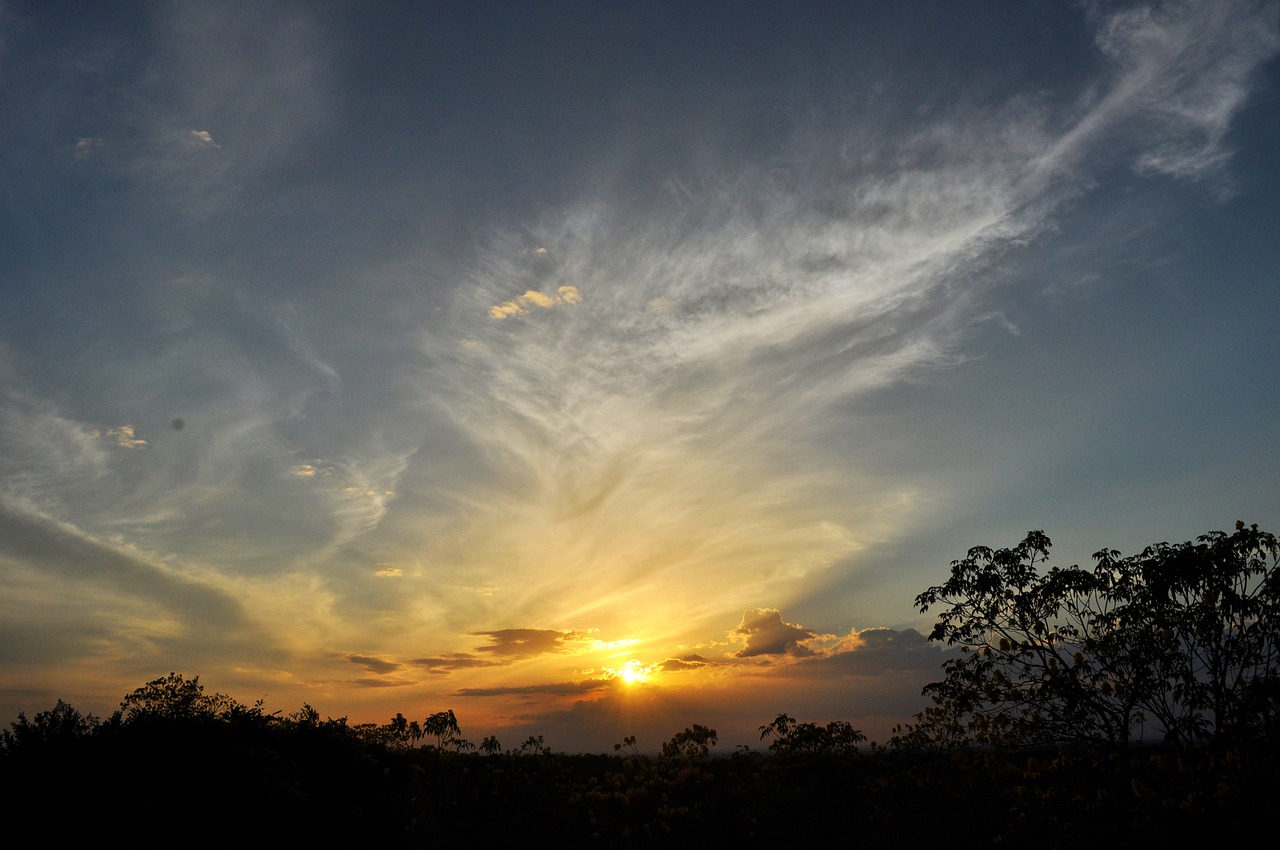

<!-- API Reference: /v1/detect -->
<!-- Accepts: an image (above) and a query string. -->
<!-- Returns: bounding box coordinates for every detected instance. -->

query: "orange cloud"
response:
[489,286,583,319]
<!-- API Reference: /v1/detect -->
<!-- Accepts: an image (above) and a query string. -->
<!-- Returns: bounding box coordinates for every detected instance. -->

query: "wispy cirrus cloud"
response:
[1093,0,1280,182]
[0,498,270,678]
[409,0,1280,655]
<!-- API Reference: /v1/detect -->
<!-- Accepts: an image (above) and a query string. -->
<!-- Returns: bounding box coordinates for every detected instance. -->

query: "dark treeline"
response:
[4,679,1276,848]
[4,522,1279,847]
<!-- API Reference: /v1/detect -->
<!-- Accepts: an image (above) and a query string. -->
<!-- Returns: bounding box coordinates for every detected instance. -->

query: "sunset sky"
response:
[2,0,1279,752]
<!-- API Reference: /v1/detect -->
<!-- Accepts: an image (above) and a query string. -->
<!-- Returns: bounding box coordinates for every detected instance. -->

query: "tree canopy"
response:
[906,522,1280,749]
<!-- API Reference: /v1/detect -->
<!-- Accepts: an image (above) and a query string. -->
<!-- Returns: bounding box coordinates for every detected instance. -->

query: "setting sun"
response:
[618,660,650,685]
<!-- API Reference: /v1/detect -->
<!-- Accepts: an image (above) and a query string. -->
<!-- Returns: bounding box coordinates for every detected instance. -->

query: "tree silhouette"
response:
[758,713,795,742]
[0,699,98,754]
[116,672,254,725]
[661,724,717,761]
[911,522,1280,748]
[513,734,549,756]
[423,709,471,750]
[385,712,411,746]
[759,714,864,755]
[1112,522,1280,743]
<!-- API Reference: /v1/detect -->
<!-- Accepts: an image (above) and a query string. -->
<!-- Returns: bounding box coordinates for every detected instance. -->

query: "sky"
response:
[2,0,1279,753]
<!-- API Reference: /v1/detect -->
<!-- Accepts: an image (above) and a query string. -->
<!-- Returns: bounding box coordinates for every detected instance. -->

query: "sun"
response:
[618,659,650,685]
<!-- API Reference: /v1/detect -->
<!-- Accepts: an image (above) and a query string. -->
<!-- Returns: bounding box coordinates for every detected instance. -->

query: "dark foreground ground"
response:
[3,715,1275,849]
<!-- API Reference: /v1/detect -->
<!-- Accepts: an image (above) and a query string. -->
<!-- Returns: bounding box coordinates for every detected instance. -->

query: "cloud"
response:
[723,611,948,675]
[411,653,506,674]
[350,677,412,689]
[488,286,583,319]
[347,654,402,675]
[91,425,147,449]
[658,654,714,672]
[730,608,817,658]
[413,0,1280,670]
[279,453,406,556]
[456,679,611,697]
[1027,0,1280,186]
[797,627,952,677]
[1102,0,1280,182]
[187,129,220,149]
[0,499,264,665]
[73,137,103,160]
[472,628,593,657]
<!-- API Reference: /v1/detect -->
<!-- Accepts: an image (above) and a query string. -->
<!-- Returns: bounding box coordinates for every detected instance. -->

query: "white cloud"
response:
[1091,0,1279,182]
[187,129,220,149]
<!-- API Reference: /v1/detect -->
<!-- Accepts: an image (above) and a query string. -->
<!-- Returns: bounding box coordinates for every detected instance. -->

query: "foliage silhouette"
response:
[759,713,865,755]
[424,708,470,750]
[117,672,253,725]
[0,699,99,754]
[3,675,1280,846]
[660,724,717,761]
[907,522,1280,749]
[513,734,550,756]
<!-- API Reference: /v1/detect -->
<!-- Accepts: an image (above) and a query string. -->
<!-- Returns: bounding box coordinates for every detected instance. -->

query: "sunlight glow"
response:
[617,659,651,686]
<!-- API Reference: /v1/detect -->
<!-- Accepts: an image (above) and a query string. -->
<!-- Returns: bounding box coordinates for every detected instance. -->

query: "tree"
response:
[913,531,1142,748]
[384,712,409,746]
[117,673,247,724]
[290,703,322,728]
[513,734,549,756]
[423,709,471,750]
[759,714,865,755]
[1113,522,1280,743]
[613,735,640,758]
[758,713,796,742]
[661,724,717,761]
[910,523,1280,749]
[1,700,99,755]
